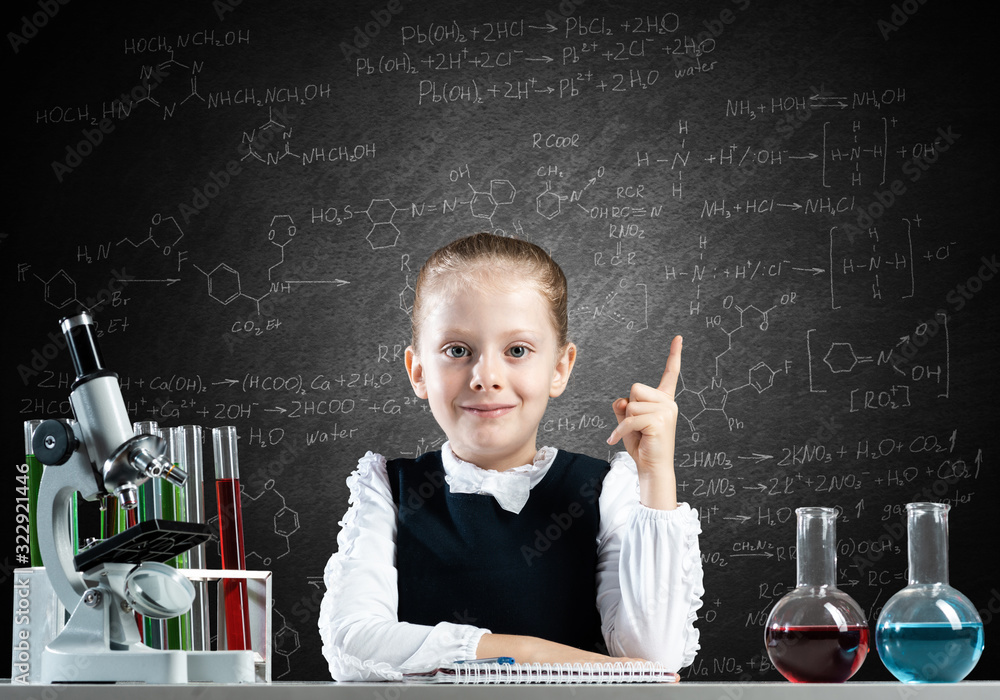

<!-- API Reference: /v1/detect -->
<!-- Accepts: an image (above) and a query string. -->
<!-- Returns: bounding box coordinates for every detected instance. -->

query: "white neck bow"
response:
[443,445,555,514]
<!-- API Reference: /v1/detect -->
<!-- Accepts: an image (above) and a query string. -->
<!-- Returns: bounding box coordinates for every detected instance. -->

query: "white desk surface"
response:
[2,681,998,699]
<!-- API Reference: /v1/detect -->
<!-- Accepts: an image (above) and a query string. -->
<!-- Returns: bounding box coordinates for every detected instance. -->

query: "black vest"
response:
[387,450,611,653]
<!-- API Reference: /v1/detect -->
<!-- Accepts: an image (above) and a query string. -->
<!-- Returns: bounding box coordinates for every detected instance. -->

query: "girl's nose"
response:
[470,353,502,391]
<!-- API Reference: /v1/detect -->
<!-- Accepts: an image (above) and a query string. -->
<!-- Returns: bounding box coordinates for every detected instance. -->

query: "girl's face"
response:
[405,277,576,471]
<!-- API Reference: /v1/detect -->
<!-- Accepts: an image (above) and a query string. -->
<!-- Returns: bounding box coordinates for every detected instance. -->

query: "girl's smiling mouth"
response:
[461,404,516,418]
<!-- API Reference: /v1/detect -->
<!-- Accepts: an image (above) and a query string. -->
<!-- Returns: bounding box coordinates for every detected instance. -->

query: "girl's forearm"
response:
[476,633,637,665]
[638,469,678,510]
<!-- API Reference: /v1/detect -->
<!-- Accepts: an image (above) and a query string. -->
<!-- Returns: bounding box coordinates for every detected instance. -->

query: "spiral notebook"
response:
[403,660,679,684]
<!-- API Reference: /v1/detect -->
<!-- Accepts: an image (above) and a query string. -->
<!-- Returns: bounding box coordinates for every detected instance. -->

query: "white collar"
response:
[441,442,557,514]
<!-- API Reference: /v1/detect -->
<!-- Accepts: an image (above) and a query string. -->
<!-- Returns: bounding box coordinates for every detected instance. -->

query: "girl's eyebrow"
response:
[507,329,544,340]
[437,325,475,337]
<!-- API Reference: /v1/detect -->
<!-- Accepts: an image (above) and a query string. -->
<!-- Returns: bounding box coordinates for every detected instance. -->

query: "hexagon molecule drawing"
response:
[363,198,404,250]
[271,608,301,679]
[209,479,299,568]
[468,178,517,229]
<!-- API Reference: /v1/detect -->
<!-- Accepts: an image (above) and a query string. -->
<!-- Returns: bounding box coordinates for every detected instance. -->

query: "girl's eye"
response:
[445,346,469,358]
[508,345,530,359]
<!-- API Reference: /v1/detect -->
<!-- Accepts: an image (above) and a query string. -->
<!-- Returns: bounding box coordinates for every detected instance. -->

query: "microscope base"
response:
[40,581,255,684]
[41,647,256,684]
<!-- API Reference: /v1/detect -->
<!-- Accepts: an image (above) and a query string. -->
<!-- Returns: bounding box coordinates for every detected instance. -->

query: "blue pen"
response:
[456,657,515,665]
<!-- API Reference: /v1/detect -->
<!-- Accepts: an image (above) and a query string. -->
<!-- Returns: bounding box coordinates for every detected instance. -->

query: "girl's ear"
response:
[405,345,428,399]
[549,342,577,398]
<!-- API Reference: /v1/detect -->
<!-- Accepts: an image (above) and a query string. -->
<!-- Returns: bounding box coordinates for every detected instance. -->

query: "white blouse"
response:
[318,443,704,681]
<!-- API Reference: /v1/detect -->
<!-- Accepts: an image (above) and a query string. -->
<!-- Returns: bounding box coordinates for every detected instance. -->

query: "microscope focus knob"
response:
[31,419,78,466]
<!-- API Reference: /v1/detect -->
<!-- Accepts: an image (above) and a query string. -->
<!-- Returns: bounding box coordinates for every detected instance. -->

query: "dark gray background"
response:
[5,0,997,682]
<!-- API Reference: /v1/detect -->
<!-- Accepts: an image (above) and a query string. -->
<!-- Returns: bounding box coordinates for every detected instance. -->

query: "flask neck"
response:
[796,509,837,587]
[907,503,949,585]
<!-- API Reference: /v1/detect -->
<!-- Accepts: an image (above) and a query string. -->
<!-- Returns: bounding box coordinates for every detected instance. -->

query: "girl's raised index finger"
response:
[658,335,683,397]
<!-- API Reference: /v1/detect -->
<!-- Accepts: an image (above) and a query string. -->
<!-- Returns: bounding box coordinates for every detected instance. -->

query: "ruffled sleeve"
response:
[595,451,705,670]
[318,452,489,680]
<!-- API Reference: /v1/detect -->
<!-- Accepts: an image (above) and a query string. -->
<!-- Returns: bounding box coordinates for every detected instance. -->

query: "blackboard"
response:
[5,0,998,683]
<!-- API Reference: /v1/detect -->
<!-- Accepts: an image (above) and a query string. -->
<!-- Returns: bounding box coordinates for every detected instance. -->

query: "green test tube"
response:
[180,425,211,652]
[24,420,44,567]
[29,419,80,558]
[133,421,160,524]
[166,426,193,651]
[62,419,80,555]
[133,421,164,648]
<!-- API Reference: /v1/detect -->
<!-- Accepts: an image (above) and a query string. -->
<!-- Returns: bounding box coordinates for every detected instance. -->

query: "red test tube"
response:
[212,425,253,652]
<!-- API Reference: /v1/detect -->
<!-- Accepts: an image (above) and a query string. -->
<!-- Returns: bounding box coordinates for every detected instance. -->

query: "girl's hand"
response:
[477,633,649,666]
[606,335,682,510]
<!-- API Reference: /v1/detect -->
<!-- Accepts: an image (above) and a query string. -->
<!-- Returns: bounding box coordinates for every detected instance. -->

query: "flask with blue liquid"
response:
[875,502,984,683]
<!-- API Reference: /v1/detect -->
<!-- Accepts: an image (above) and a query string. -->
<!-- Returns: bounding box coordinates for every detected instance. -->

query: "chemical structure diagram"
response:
[208,477,299,568]
[398,274,415,314]
[271,608,301,679]
[536,166,609,220]
[675,296,791,438]
[573,276,650,333]
[205,478,302,678]
[362,177,519,252]
[240,107,297,165]
[601,278,649,332]
[30,268,81,310]
[118,211,348,323]
[536,180,567,220]
[118,213,186,259]
[192,214,297,315]
[22,267,127,316]
[359,166,657,327]
[111,30,256,123]
[242,478,300,567]
[18,213,188,317]
[207,608,300,679]
[468,179,518,229]
[363,198,406,250]
[805,312,950,409]
[142,49,206,120]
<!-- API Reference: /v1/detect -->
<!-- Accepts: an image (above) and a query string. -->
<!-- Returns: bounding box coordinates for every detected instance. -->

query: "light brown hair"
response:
[410,232,569,349]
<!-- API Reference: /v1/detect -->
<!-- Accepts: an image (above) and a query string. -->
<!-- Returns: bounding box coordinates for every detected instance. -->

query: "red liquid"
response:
[766,625,869,683]
[216,477,252,651]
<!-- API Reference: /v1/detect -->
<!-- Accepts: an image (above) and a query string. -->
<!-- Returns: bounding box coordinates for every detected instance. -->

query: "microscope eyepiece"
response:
[60,313,108,382]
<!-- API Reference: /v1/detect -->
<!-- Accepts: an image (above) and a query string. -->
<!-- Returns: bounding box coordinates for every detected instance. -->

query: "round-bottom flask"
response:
[765,507,869,682]
[875,503,984,683]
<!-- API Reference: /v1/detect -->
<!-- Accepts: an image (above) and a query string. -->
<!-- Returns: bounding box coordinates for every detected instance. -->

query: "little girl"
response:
[319,232,704,680]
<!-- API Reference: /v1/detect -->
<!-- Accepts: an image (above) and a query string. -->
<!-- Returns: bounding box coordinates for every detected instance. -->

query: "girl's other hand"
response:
[477,633,650,666]
[606,335,682,509]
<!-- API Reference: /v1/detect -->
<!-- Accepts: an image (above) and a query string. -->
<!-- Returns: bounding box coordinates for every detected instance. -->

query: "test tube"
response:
[180,425,211,652]
[62,420,80,555]
[24,420,44,567]
[28,420,80,562]
[212,425,252,651]
[133,421,164,649]
[134,421,160,526]
[108,483,125,535]
[165,427,193,651]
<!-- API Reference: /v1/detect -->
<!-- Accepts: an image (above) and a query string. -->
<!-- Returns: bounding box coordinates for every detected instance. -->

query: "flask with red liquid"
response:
[213,425,253,652]
[765,507,869,682]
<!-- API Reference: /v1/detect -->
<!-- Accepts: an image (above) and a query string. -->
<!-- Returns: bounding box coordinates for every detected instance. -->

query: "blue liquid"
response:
[876,622,984,683]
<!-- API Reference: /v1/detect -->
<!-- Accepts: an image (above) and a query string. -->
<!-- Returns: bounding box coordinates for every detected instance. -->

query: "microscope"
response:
[29,312,255,683]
